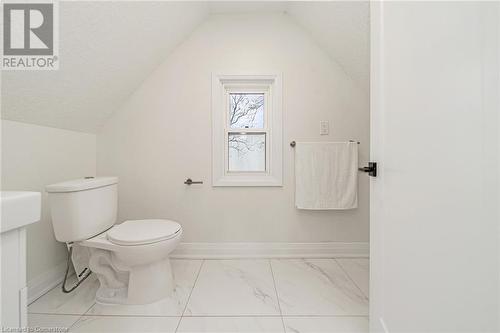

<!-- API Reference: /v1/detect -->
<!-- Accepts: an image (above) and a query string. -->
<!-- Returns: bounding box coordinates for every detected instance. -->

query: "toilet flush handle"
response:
[184,178,203,185]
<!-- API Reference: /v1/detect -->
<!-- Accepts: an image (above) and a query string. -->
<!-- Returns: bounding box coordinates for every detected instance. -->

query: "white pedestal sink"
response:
[1,191,41,329]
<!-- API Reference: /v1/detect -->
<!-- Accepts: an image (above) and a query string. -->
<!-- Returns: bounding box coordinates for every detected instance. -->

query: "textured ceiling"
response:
[1,2,209,133]
[287,1,370,92]
[208,1,288,14]
[1,1,369,133]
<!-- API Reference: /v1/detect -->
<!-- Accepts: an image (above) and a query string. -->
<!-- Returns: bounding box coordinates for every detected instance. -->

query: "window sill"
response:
[212,174,283,187]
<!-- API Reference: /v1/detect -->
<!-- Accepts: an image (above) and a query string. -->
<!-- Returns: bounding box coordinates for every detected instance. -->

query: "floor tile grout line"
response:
[28,286,59,307]
[67,300,96,331]
[268,259,287,333]
[74,314,182,318]
[180,259,205,316]
[29,313,369,318]
[31,312,370,319]
[66,314,86,331]
[178,314,370,317]
[28,311,83,315]
[28,275,79,307]
[173,316,183,333]
[172,257,370,261]
[82,301,97,316]
[28,277,98,330]
[28,311,183,318]
[333,258,369,300]
[175,259,205,332]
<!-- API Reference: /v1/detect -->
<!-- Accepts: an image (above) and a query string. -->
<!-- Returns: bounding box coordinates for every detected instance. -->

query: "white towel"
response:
[295,142,358,210]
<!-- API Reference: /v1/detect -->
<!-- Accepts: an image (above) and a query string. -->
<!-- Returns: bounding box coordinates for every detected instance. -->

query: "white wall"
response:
[370,2,499,331]
[1,120,96,283]
[97,13,370,244]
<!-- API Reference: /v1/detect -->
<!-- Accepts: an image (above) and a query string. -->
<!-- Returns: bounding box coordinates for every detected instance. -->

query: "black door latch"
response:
[358,162,377,177]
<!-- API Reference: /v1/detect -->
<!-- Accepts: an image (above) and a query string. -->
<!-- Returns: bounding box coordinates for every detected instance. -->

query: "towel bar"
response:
[290,140,360,147]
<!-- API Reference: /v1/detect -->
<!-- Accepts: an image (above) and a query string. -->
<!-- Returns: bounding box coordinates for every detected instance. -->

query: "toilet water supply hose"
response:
[62,243,93,293]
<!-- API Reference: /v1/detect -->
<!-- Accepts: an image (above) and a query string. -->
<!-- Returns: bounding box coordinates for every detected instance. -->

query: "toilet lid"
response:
[107,219,181,246]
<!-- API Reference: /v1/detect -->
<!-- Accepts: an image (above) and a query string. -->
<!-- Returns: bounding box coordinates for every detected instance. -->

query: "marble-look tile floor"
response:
[28,258,369,333]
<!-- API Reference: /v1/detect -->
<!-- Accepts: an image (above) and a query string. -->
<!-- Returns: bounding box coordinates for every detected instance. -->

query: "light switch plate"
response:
[320,121,329,135]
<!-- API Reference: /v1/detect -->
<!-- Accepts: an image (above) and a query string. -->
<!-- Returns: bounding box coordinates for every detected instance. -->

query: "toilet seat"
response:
[107,219,181,246]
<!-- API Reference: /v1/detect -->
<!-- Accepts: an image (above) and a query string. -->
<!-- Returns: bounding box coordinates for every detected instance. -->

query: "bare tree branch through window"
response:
[228,93,265,155]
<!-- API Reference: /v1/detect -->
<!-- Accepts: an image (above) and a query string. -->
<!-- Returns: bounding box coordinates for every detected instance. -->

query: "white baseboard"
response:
[27,261,66,305]
[171,242,369,259]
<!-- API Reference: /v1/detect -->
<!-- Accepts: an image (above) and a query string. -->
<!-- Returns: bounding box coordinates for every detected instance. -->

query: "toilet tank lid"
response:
[46,177,118,193]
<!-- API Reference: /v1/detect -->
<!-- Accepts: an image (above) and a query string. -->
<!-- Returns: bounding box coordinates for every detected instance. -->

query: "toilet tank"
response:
[46,177,118,242]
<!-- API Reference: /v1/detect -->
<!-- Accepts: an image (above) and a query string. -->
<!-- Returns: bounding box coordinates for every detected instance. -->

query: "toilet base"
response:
[126,258,175,304]
[89,248,175,305]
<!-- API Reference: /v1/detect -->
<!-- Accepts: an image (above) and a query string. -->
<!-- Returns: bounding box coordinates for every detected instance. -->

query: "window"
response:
[212,74,282,186]
[228,93,266,172]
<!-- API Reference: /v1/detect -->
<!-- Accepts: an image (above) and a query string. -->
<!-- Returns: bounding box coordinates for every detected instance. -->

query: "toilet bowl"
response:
[45,177,182,305]
[81,219,182,305]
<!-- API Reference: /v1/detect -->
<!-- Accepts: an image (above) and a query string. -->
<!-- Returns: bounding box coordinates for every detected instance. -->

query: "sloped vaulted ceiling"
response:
[1,2,210,133]
[1,1,369,133]
[287,1,370,92]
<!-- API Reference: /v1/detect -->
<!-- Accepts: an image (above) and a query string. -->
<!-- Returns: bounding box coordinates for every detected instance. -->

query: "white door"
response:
[370,2,499,332]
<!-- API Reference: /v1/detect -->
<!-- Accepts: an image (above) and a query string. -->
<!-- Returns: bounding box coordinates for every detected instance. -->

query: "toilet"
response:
[46,177,182,305]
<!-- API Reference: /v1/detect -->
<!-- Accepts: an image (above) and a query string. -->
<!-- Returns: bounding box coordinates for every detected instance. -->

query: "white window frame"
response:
[212,74,283,187]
